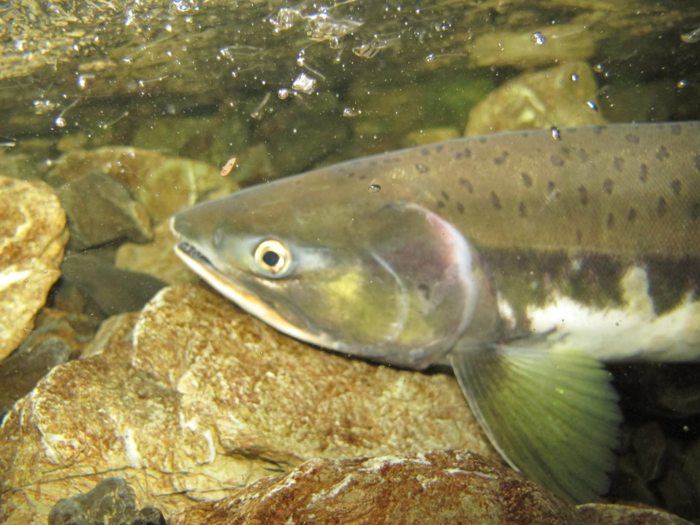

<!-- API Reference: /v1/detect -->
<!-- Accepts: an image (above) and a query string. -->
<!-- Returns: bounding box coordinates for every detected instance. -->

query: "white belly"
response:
[524,266,700,362]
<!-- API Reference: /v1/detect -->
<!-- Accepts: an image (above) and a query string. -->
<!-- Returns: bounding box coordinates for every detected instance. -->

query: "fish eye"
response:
[253,239,291,276]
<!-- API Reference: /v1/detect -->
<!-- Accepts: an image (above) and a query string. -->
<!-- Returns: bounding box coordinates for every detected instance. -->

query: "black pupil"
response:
[262,250,280,267]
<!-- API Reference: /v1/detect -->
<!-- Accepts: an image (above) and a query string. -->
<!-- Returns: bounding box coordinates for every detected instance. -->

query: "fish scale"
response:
[171,121,700,504]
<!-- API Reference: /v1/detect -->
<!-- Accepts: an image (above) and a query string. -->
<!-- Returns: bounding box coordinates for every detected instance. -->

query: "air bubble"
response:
[681,27,700,43]
[77,73,94,89]
[32,99,59,115]
[550,127,561,140]
[269,7,302,32]
[352,34,397,59]
[305,11,362,44]
[55,117,67,128]
[292,72,316,94]
[342,107,361,117]
[531,32,546,45]
[278,88,294,100]
[369,184,381,193]
[586,101,598,112]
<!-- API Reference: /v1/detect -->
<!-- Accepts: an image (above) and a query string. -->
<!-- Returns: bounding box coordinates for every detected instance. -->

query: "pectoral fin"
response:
[450,338,621,503]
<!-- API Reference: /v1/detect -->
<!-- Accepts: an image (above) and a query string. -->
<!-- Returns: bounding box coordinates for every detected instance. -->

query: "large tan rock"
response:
[0,285,495,524]
[0,176,68,360]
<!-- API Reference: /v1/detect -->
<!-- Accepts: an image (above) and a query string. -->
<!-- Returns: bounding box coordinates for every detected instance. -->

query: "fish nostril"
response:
[170,213,194,238]
[213,227,223,247]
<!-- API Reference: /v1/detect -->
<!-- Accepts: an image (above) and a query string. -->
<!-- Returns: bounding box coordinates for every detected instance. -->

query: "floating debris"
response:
[221,157,237,177]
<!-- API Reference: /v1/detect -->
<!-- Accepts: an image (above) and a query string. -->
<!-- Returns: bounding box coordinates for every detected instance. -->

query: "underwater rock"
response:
[0,308,97,419]
[80,312,139,359]
[577,503,694,525]
[168,450,584,525]
[466,62,606,136]
[60,254,167,316]
[57,170,153,250]
[48,477,166,525]
[609,417,700,520]
[0,175,68,361]
[0,285,495,523]
[47,147,236,224]
[469,23,599,68]
[115,221,200,285]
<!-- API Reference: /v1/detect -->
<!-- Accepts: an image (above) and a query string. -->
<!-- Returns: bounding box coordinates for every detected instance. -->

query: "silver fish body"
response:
[171,122,700,503]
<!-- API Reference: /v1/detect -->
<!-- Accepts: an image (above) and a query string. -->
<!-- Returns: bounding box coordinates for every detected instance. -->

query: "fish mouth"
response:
[177,242,213,267]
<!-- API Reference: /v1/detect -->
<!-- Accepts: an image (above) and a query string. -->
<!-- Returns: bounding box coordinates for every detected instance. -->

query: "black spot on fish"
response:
[436,145,444,152]
[457,202,465,214]
[645,257,700,314]
[670,124,682,135]
[421,148,430,156]
[671,179,682,196]
[490,192,502,210]
[455,152,463,160]
[593,126,603,135]
[694,155,700,172]
[519,202,527,218]
[658,197,668,217]
[550,155,565,167]
[576,229,583,243]
[459,178,474,194]
[382,158,394,164]
[464,148,472,158]
[494,151,509,165]
[441,191,450,201]
[578,149,589,162]
[369,160,378,167]
[578,186,589,206]
[348,172,355,178]
[417,283,430,300]
[627,208,637,222]
[415,164,430,173]
[521,172,533,188]
[479,137,487,144]
[625,134,640,144]
[607,213,615,229]
[613,157,624,173]
[547,181,556,194]
[655,146,670,160]
[603,178,614,195]
[437,200,446,209]
[359,174,367,180]
[639,164,649,183]
[692,203,700,221]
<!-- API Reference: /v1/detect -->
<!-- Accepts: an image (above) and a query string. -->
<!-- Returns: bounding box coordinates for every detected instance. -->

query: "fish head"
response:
[171,169,481,369]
